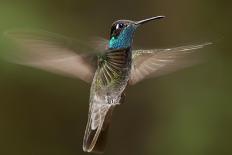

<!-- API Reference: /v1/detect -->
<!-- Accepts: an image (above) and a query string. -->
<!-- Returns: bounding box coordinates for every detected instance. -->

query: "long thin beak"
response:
[135,16,165,25]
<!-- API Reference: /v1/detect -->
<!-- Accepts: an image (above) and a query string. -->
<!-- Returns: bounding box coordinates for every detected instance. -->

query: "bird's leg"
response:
[119,91,126,104]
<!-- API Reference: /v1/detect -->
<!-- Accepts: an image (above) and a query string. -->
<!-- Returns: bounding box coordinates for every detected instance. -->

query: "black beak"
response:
[135,16,165,25]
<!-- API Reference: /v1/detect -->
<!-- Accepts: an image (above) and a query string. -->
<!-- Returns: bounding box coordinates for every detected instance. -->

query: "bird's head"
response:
[109,16,165,49]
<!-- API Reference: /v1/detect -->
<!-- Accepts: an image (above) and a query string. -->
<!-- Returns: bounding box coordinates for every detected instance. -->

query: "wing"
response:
[97,48,131,86]
[129,42,212,85]
[3,29,100,83]
[89,37,109,51]
[83,103,115,153]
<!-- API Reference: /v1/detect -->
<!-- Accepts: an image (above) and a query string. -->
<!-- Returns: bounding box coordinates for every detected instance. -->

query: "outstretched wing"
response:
[3,30,100,83]
[129,42,212,85]
[83,103,115,153]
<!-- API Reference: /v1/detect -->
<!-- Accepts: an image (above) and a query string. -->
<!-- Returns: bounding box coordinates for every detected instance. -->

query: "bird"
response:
[3,16,211,153]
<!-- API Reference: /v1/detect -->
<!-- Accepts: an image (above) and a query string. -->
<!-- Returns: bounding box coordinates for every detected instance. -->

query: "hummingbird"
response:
[3,16,211,153]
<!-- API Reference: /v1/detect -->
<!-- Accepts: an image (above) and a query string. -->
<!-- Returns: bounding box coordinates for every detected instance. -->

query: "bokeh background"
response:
[0,0,231,155]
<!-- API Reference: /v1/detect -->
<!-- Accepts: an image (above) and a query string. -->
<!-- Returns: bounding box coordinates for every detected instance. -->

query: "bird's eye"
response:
[119,23,124,28]
[116,23,125,29]
[110,23,126,39]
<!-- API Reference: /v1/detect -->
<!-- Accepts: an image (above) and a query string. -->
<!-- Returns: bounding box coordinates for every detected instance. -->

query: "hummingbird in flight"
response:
[3,16,211,153]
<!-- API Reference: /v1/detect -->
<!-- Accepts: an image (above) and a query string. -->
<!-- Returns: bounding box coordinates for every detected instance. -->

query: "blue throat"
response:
[109,26,135,49]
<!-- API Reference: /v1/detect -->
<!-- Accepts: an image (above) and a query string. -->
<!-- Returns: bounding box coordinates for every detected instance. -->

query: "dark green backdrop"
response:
[0,0,231,155]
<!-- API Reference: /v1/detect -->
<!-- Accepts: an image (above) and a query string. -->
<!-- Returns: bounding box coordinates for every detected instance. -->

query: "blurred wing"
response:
[3,30,99,83]
[129,42,212,85]
[83,103,114,153]
[89,37,109,51]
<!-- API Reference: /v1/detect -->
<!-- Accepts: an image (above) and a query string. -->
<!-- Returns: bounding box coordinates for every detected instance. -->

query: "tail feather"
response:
[83,104,114,153]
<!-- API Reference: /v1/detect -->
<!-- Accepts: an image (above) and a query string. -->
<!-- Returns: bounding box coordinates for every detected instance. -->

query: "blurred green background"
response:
[0,0,231,155]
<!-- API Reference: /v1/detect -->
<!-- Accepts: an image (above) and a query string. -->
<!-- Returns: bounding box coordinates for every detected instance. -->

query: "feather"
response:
[83,103,114,153]
[129,42,212,85]
[3,29,99,83]
[97,48,130,86]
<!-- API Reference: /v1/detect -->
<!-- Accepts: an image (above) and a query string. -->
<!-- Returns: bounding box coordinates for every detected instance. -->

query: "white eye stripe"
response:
[116,24,120,29]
